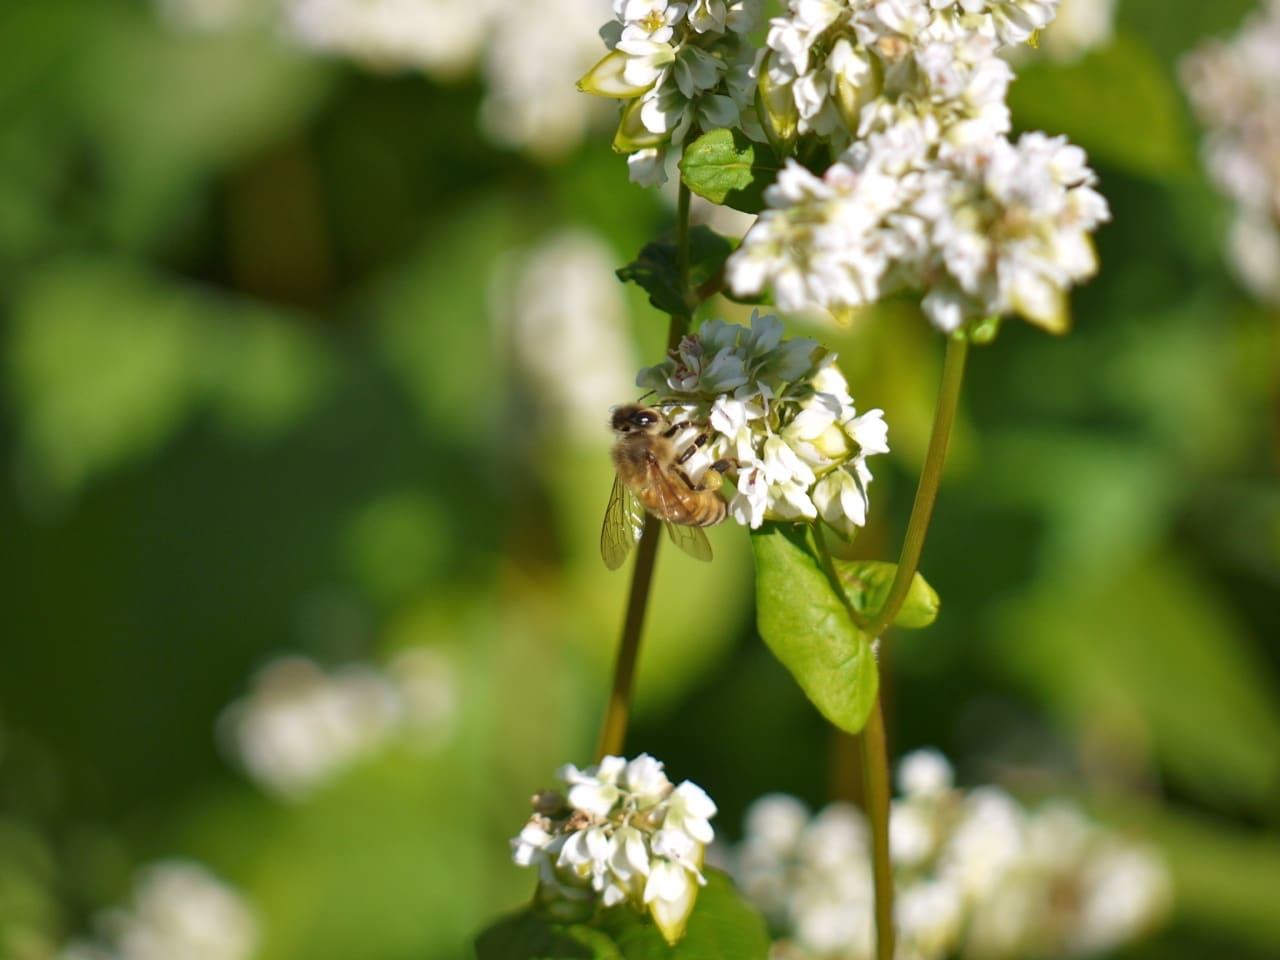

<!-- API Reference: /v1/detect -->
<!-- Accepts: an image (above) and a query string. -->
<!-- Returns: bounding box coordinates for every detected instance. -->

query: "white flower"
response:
[61,861,258,960]
[581,0,766,185]
[897,746,954,797]
[1181,3,1280,304]
[220,656,402,799]
[729,749,1171,960]
[510,754,718,943]
[636,311,887,537]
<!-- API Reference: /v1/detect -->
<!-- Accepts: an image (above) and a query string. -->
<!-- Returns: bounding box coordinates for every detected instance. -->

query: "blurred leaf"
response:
[751,523,879,734]
[204,306,332,439]
[372,195,520,440]
[995,552,1280,813]
[72,8,330,248]
[616,227,734,318]
[678,130,777,214]
[1008,33,1194,179]
[7,260,203,498]
[6,259,331,500]
[832,559,940,629]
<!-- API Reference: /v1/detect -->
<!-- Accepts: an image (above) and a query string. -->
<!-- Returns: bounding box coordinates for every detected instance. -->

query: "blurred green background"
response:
[1,1,1278,958]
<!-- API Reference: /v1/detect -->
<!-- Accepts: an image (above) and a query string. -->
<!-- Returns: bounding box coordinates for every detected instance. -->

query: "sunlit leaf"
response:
[678,129,779,214]
[751,523,879,734]
[832,559,940,629]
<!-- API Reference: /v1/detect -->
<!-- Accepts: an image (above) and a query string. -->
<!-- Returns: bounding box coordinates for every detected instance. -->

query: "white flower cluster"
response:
[511,754,718,944]
[732,750,1171,960]
[58,861,258,960]
[497,230,637,443]
[578,0,765,186]
[1181,1,1280,304]
[155,0,610,160]
[635,311,888,537]
[220,649,458,799]
[729,0,1109,333]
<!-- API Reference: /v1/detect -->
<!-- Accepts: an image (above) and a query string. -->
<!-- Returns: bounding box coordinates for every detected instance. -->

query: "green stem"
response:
[813,529,895,960]
[865,334,970,640]
[595,516,662,759]
[822,333,970,960]
[594,182,695,761]
[862,698,894,960]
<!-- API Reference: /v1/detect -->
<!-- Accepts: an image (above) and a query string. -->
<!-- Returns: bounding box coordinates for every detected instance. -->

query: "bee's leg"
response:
[710,458,736,474]
[672,466,704,491]
[673,431,712,466]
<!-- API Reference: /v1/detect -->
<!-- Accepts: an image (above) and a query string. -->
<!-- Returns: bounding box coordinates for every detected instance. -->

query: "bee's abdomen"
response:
[689,493,727,527]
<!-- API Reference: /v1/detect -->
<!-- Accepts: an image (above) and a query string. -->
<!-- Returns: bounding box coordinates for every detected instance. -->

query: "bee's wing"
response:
[601,474,645,570]
[664,520,713,563]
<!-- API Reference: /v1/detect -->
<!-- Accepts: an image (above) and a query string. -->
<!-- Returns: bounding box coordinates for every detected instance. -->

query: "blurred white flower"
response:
[387,646,459,749]
[60,861,257,960]
[154,0,617,159]
[283,0,498,76]
[731,748,1171,960]
[481,0,615,159]
[221,651,456,798]
[1182,2,1280,304]
[634,311,888,538]
[511,753,717,944]
[496,229,636,444]
[1036,0,1115,62]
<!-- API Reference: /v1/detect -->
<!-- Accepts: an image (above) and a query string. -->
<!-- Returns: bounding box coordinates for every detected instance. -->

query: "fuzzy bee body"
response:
[601,404,728,569]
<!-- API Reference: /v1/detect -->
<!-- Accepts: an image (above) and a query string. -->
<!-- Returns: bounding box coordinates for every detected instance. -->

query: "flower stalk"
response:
[596,181,696,762]
[865,333,970,640]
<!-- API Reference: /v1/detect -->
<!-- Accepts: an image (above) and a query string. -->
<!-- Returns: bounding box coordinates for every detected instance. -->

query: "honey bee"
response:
[601,404,730,570]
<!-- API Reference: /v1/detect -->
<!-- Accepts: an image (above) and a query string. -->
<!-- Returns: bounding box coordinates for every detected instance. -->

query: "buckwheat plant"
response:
[481,1,1118,956]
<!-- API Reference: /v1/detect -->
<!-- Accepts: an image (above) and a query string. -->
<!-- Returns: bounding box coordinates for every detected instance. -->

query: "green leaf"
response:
[751,523,879,734]
[678,129,779,214]
[616,226,734,317]
[831,560,940,630]
[601,870,770,959]
[1007,33,1193,180]
[473,872,768,960]
[474,909,622,960]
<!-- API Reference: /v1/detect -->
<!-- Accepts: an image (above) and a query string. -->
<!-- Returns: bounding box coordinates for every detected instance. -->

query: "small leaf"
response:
[751,523,879,734]
[474,908,622,960]
[831,560,940,630]
[678,129,779,214]
[600,870,770,959]
[616,227,734,317]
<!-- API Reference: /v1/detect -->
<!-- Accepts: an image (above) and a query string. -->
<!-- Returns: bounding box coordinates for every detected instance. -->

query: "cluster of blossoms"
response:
[156,0,610,160]
[636,311,889,537]
[59,861,258,960]
[578,0,764,186]
[729,750,1171,960]
[726,0,1110,333]
[1181,0,1280,304]
[220,649,458,799]
[511,754,718,944]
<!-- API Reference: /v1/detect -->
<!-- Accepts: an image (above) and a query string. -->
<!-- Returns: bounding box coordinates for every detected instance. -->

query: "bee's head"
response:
[610,404,663,436]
